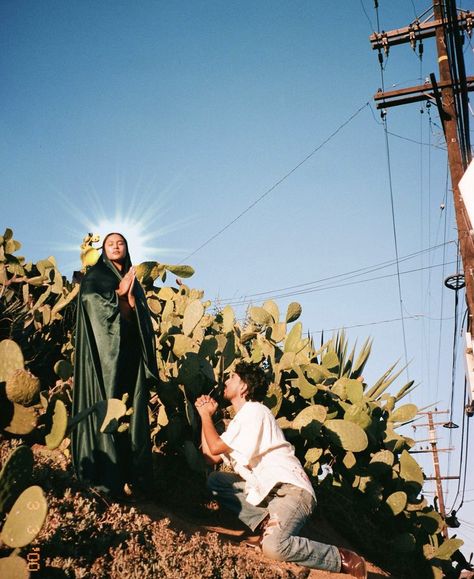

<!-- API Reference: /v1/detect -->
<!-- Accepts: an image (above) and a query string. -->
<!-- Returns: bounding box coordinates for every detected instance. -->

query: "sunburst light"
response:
[53,181,195,274]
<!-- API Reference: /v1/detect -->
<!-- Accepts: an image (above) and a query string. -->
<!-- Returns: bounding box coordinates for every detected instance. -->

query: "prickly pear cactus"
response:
[0,339,24,382]
[0,228,462,576]
[45,399,68,449]
[0,446,34,515]
[53,359,73,381]
[0,555,30,579]
[0,485,48,548]
[5,369,40,406]
[3,404,38,436]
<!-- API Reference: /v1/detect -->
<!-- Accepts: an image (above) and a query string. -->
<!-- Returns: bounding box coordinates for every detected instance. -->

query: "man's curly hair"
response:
[234,361,268,402]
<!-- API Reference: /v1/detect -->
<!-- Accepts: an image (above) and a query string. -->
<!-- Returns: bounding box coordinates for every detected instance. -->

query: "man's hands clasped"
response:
[195,395,218,418]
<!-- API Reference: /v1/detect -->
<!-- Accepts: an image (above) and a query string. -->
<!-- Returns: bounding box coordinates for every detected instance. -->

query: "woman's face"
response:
[104,234,127,263]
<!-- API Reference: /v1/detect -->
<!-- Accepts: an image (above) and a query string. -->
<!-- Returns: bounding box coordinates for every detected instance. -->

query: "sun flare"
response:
[93,218,155,265]
[55,182,193,274]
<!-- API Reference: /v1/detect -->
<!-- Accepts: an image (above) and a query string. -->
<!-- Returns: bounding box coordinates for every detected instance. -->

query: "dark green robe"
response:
[71,252,158,495]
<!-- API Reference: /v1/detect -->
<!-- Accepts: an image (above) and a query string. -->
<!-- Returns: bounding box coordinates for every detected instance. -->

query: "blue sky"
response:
[2,0,474,556]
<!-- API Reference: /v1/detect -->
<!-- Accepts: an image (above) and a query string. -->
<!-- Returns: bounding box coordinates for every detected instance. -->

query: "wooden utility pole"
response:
[415,410,460,537]
[370,0,474,329]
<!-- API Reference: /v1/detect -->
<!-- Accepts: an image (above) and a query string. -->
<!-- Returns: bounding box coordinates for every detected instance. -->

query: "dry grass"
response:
[0,440,396,578]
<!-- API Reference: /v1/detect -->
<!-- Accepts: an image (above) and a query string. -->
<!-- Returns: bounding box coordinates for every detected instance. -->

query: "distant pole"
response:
[427,411,448,538]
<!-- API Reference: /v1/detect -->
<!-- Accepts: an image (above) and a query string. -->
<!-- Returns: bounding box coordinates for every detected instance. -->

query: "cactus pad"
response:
[0,446,33,515]
[386,491,407,515]
[4,404,38,435]
[324,419,368,452]
[182,300,204,336]
[262,300,279,323]
[45,399,68,449]
[97,398,127,433]
[0,555,30,579]
[222,305,235,334]
[285,302,302,323]
[0,339,24,382]
[399,449,424,487]
[293,404,327,432]
[0,485,48,548]
[389,403,418,423]
[53,360,73,381]
[249,306,273,326]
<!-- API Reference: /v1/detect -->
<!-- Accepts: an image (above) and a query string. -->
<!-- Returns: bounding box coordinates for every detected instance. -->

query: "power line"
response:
[180,102,370,262]
[308,312,455,336]
[217,259,457,307]
[359,0,376,32]
[215,240,454,303]
[374,0,411,382]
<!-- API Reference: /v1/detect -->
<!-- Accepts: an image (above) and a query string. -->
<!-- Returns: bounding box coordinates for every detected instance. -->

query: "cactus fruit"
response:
[0,339,24,382]
[0,446,33,515]
[0,485,48,548]
[5,369,40,406]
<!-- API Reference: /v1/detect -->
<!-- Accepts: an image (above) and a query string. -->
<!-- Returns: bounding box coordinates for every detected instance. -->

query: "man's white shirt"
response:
[220,401,315,505]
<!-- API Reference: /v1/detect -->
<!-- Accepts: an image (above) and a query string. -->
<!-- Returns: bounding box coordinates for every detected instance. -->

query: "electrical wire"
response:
[387,130,447,150]
[217,259,457,308]
[374,0,411,382]
[180,102,370,263]
[435,160,451,402]
[360,0,376,32]
[308,312,455,337]
[447,377,468,513]
[215,240,454,303]
[448,246,463,424]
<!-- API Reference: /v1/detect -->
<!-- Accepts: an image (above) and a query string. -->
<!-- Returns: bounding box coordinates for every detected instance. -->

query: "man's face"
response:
[224,372,247,401]
[104,234,127,263]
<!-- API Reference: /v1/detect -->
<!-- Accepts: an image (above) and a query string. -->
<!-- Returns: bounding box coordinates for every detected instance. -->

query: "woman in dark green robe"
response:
[71,233,158,498]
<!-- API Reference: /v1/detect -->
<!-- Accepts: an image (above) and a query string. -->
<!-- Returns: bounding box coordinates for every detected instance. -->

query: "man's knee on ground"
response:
[260,519,287,562]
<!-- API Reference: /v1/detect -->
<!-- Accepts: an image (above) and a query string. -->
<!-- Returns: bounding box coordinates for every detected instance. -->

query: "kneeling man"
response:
[195,361,366,578]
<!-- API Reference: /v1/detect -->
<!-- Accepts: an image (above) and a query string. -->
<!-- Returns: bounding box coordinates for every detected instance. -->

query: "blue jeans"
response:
[207,471,341,572]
